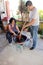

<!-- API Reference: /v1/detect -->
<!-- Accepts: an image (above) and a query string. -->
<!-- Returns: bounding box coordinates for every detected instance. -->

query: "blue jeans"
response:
[29,26,39,48]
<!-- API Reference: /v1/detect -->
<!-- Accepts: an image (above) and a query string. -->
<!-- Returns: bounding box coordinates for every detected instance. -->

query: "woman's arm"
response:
[16,25,20,33]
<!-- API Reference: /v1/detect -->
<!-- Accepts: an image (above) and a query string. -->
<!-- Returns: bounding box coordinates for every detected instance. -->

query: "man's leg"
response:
[29,26,33,37]
[30,26,38,50]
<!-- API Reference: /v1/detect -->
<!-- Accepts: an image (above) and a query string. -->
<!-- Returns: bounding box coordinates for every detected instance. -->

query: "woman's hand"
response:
[19,34,21,40]
[16,25,20,33]
[13,33,17,36]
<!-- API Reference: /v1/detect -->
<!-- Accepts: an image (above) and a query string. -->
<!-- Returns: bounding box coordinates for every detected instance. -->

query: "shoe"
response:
[30,47,34,50]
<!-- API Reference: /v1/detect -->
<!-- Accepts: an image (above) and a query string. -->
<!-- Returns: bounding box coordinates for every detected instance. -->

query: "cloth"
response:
[29,7,39,26]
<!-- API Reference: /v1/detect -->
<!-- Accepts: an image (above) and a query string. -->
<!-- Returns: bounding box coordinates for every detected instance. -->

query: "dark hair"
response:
[26,1,32,7]
[9,17,16,24]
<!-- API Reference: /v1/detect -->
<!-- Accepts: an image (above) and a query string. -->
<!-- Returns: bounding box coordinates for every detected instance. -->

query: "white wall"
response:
[0,0,5,12]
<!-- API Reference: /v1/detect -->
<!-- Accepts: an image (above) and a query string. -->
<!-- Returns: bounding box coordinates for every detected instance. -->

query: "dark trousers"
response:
[6,31,18,43]
[6,32,13,43]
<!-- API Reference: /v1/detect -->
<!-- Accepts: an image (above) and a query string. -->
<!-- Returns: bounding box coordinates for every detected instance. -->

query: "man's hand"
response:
[22,26,26,30]
[18,31,20,34]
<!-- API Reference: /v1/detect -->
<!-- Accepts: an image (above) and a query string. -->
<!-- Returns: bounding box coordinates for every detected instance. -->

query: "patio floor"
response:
[0,33,43,65]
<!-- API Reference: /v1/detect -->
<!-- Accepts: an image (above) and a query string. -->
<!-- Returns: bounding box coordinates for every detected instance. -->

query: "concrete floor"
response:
[0,33,43,65]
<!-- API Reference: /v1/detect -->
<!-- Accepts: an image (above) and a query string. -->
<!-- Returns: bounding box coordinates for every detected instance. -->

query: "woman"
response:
[6,17,20,43]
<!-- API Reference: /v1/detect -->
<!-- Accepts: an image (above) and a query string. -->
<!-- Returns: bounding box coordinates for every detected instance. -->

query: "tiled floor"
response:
[0,33,43,65]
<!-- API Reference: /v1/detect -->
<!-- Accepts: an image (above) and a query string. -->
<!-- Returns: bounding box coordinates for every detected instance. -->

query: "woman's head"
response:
[9,17,16,25]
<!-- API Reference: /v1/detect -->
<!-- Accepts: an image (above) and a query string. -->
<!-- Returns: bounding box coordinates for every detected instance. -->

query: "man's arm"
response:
[23,19,35,29]
[24,8,37,28]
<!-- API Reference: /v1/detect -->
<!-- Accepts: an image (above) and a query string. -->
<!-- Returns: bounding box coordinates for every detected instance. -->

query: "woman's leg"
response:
[6,32,12,43]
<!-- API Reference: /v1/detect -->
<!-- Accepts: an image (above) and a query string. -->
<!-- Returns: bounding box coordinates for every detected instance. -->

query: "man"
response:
[23,1,39,50]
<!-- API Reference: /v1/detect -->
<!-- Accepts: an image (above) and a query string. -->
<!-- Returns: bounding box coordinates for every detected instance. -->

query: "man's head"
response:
[26,1,33,11]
